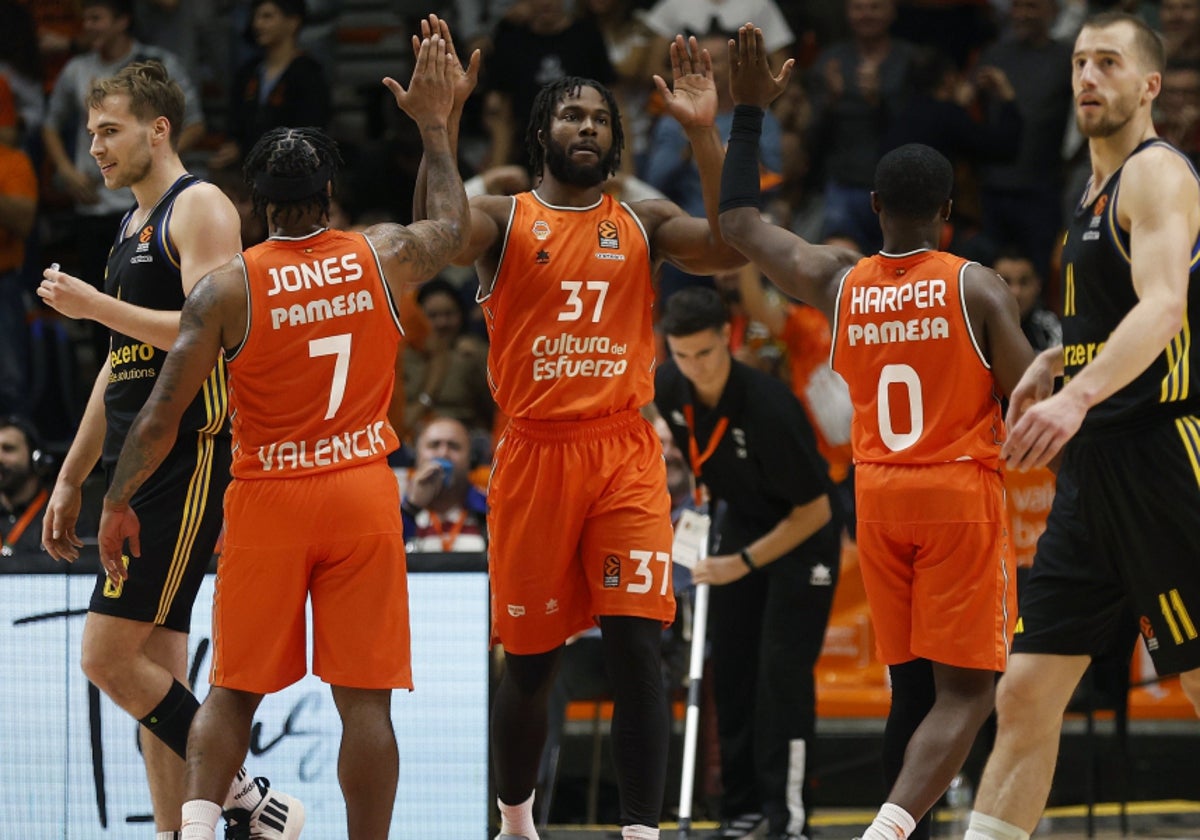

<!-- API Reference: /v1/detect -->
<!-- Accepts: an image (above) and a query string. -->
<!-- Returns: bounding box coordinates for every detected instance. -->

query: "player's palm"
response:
[654,35,717,129]
[415,14,480,110]
[384,36,454,127]
[729,23,794,109]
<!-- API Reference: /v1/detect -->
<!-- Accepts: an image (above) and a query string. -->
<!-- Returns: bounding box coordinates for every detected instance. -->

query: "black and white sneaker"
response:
[223,777,305,840]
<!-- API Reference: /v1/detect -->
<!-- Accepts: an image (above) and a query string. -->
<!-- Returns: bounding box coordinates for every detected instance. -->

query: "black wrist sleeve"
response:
[719,104,766,215]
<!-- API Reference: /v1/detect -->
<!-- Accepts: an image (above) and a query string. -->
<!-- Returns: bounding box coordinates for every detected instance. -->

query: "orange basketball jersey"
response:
[480,191,656,420]
[830,249,1004,468]
[227,229,402,478]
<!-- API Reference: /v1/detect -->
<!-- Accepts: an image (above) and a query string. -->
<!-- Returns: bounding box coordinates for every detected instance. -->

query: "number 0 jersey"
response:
[480,191,656,421]
[227,229,402,479]
[830,249,1004,468]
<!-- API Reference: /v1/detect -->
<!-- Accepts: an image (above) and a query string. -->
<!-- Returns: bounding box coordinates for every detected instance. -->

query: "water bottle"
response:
[944,773,973,836]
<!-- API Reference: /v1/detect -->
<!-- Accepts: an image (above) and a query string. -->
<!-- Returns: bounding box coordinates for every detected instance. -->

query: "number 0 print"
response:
[309,333,351,420]
[877,363,924,452]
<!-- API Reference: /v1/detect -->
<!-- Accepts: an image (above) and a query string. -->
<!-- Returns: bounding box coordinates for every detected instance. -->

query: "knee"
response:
[994,671,1060,737]
[80,645,125,694]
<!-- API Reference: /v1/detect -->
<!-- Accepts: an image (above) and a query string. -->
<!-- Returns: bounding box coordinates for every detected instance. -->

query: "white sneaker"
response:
[223,777,305,840]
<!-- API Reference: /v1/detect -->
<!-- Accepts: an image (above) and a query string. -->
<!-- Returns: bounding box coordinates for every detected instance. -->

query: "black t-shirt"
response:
[655,359,836,552]
[487,17,616,144]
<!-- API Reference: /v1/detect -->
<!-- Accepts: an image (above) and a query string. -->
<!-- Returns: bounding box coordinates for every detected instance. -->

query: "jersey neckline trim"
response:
[268,227,328,242]
[531,189,603,212]
[877,248,933,258]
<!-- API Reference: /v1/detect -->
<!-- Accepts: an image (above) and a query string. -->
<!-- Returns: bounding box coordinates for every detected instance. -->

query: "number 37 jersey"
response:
[227,229,402,479]
[481,191,656,421]
[830,249,1004,469]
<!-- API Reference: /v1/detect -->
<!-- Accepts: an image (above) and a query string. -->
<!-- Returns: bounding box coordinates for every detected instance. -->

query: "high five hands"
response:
[654,34,718,129]
[728,23,795,109]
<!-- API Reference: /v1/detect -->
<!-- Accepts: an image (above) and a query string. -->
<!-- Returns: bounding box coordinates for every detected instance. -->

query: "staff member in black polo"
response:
[656,286,841,840]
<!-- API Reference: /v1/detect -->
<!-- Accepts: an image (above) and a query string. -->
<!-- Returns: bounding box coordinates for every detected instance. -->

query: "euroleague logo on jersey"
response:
[597,219,619,249]
[139,225,154,244]
[603,554,621,588]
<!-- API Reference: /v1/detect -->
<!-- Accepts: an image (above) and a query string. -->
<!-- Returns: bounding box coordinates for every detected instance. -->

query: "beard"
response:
[105,141,154,189]
[543,136,612,188]
[1076,97,1138,138]
[0,461,31,498]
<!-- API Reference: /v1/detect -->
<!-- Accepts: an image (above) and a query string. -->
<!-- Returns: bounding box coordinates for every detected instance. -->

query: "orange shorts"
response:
[855,461,1016,671]
[488,409,676,654]
[213,460,411,693]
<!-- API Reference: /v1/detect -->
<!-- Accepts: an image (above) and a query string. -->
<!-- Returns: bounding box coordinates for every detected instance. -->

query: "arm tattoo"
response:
[397,138,468,281]
[105,277,224,507]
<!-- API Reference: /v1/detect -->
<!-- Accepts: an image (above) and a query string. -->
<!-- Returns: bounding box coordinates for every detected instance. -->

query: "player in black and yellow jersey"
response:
[965,12,1200,840]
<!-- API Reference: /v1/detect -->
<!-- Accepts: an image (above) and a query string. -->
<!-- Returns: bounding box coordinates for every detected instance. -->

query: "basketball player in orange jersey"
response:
[716,25,1037,840]
[409,15,745,840]
[94,35,469,840]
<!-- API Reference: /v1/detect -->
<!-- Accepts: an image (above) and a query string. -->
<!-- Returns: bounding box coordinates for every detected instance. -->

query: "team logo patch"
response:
[597,219,619,249]
[139,225,154,244]
[536,249,550,264]
[508,604,526,617]
[603,554,621,588]
[532,220,552,240]
[1140,615,1159,650]
[1093,194,1108,217]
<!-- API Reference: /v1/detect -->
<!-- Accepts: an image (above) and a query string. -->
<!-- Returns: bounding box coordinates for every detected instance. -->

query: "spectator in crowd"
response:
[0,0,45,143]
[0,77,37,418]
[657,287,841,840]
[43,0,205,364]
[977,0,1074,280]
[640,0,796,63]
[1155,58,1200,164]
[808,0,916,254]
[881,47,1022,183]
[482,0,616,168]
[401,415,488,553]
[578,0,659,168]
[993,247,1062,351]
[0,416,54,560]
[1160,0,1200,63]
[210,0,332,171]
[406,276,494,459]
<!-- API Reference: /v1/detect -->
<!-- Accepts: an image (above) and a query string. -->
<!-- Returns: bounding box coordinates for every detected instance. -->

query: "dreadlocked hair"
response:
[526,76,623,179]
[243,126,343,228]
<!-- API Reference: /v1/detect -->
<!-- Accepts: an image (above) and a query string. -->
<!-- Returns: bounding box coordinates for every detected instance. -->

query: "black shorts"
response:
[1013,416,1200,675]
[90,432,231,632]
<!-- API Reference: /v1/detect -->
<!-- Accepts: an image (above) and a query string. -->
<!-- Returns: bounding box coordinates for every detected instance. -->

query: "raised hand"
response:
[654,34,718,129]
[383,36,455,129]
[729,23,794,109]
[413,13,481,112]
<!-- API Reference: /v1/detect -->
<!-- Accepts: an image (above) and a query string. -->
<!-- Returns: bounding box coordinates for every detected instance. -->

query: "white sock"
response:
[497,791,538,839]
[622,825,659,839]
[180,800,222,840]
[155,832,180,840]
[223,768,261,811]
[862,802,917,840]
[964,811,1030,840]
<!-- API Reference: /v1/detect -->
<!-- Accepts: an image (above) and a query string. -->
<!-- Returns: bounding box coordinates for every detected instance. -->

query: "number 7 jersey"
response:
[480,191,656,421]
[830,249,1005,469]
[227,229,402,479]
